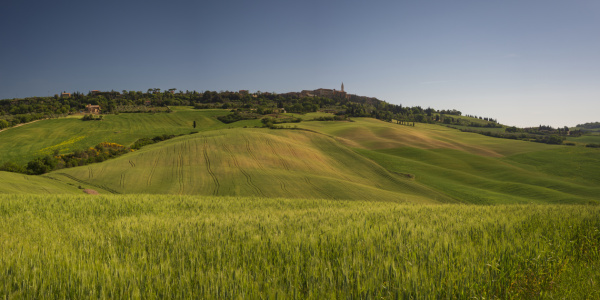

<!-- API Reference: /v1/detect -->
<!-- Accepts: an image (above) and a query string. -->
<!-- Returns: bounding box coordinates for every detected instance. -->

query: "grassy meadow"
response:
[566,134,600,144]
[0,111,596,204]
[0,171,80,194]
[296,118,600,204]
[46,128,450,203]
[0,195,598,298]
[0,108,261,165]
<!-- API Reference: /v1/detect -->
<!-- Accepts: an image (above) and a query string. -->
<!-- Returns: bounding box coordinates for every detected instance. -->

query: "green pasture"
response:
[566,134,600,144]
[48,128,449,203]
[1,195,598,298]
[571,126,600,133]
[0,171,80,194]
[0,108,261,165]
[291,111,336,120]
[447,124,507,133]
[357,147,600,204]
[297,118,552,156]
[1,112,598,204]
[507,147,600,185]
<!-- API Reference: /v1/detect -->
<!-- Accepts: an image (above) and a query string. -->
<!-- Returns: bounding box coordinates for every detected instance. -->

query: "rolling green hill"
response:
[0,109,598,204]
[0,171,80,194]
[566,134,600,144]
[0,108,261,165]
[294,118,599,204]
[45,129,452,203]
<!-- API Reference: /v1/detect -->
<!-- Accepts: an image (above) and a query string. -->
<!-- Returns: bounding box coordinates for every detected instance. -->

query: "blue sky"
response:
[1,0,599,127]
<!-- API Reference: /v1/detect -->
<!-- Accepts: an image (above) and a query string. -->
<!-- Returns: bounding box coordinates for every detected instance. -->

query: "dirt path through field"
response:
[0,119,46,134]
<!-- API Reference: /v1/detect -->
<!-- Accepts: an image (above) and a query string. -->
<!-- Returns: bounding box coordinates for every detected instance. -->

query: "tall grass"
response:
[1,194,598,298]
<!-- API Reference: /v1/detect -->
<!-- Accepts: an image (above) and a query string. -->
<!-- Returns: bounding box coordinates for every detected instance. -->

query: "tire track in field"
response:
[285,142,316,172]
[177,142,185,194]
[262,136,292,194]
[264,137,290,171]
[147,150,162,187]
[304,177,334,199]
[54,173,120,194]
[170,145,184,195]
[243,136,265,170]
[203,136,220,195]
[279,180,289,194]
[129,160,135,167]
[88,167,93,179]
[119,173,125,188]
[312,138,360,182]
[222,143,265,196]
[184,139,193,190]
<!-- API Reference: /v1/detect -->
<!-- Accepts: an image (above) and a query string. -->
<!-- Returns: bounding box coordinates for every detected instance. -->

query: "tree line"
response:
[1,89,474,130]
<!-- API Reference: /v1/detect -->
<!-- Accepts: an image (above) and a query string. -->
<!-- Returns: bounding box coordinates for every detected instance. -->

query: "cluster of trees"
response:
[261,116,302,128]
[440,109,463,116]
[463,114,497,123]
[575,122,600,133]
[131,134,182,150]
[0,113,47,129]
[576,122,600,129]
[310,115,348,121]
[0,89,183,129]
[217,111,262,124]
[506,125,583,137]
[456,127,565,145]
[81,114,103,121]
[0,142,130,175]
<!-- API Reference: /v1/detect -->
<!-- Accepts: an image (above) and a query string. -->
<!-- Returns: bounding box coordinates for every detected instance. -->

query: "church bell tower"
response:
[341,82,344,92]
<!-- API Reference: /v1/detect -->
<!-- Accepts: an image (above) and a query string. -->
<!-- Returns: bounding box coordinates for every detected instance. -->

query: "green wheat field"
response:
[1,195,598,299]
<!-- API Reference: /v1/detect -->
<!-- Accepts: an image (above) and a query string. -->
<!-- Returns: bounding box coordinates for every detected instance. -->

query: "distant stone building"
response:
[86,104,101,114]
[279,92,300,98]
[300,90,315,97]
[301,83,348,99]
[61,92,71,98]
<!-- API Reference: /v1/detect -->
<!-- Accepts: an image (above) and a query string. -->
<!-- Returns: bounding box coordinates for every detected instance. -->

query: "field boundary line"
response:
[243,136,265,170]
[203,136,220,195]
[264,137,290,171]
[50,173,121,194]
[222,143,265,197]
[304,177,334,199]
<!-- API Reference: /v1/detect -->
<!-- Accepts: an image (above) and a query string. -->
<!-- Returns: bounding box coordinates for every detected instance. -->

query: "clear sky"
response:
[1,0,599,127]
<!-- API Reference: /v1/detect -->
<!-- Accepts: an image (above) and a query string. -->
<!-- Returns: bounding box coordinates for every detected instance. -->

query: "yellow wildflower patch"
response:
[37,136,86,156]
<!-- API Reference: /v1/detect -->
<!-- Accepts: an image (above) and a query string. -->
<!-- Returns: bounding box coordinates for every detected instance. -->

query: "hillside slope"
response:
[2,111,598,204]
[0,171,79,194]
[0,108,261,165]
[296,118,600,204]
[47,129,451,203]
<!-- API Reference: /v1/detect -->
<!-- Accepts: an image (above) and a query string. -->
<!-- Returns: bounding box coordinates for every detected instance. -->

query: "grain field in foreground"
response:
[1,194,598,299]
